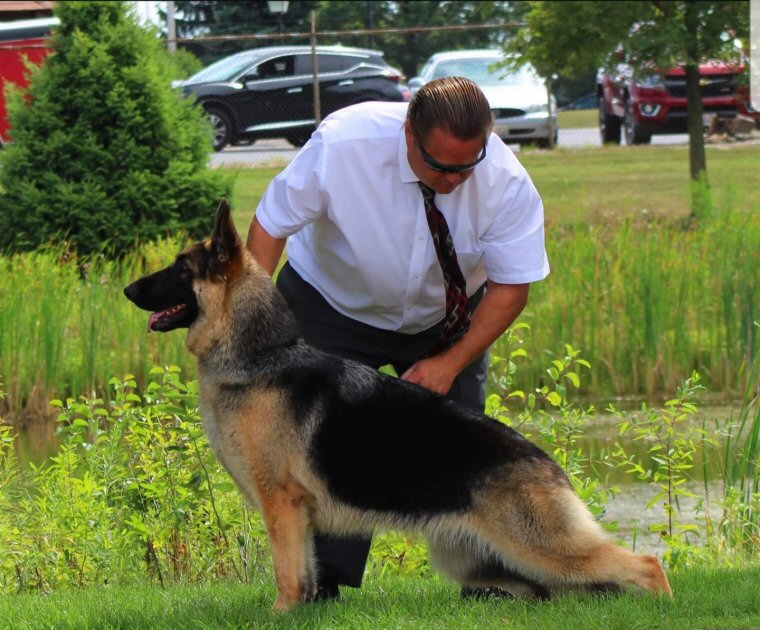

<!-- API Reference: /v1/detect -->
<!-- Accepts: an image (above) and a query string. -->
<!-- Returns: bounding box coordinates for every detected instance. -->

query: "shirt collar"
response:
[398,123,419,183]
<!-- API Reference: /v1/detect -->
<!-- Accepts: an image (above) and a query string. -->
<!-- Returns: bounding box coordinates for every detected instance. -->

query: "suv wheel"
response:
[285,131,313,148]
[599,96,622,144]
[206,106,233,152]
[624,99,651,145]
[536,129,558,149]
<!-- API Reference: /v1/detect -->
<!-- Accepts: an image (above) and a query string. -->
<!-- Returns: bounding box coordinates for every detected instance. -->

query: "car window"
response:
[185,53,260,84]
[293,53,318,75]
[432,58,542,87]
[256,55,295,79]
[315,54,360,73]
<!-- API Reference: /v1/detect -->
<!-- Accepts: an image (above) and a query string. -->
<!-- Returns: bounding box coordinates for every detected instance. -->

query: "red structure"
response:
[0,17,57,144]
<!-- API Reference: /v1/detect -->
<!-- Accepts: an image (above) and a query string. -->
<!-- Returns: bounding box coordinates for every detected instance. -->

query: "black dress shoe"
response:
[461,585,514,600]
[308,583,341,603]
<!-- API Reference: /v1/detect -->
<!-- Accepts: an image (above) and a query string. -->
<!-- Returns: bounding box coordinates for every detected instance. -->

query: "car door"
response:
[233,54,304,132]
[316,53,373,115]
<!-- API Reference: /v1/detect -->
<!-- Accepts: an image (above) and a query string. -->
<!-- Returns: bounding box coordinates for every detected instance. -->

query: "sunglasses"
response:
[418,142,487,174]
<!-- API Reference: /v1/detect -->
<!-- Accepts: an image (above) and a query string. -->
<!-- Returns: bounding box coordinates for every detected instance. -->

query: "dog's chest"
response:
[198,382,297,507]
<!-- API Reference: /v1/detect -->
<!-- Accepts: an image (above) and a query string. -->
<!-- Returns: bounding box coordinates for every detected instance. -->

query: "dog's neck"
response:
[189,259,300,381]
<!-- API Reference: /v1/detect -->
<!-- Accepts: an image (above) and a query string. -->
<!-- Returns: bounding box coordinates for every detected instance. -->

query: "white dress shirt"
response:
[256,101,550,333]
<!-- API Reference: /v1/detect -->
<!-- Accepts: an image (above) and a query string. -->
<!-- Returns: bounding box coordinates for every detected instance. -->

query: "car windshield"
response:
[185,52,262,84]
[432,57,542,87]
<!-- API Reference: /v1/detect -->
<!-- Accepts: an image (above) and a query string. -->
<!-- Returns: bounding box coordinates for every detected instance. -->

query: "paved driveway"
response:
[209,129,691,168]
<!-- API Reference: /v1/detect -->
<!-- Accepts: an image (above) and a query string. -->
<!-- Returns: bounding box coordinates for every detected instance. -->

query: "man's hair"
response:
[407,76,494,145]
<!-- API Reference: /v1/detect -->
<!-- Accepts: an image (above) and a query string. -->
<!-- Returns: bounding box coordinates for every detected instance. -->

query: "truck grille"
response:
[664,74,737,98]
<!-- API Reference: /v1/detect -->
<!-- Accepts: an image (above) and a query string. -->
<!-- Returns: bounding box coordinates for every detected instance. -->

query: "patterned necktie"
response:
[418,181,471,354]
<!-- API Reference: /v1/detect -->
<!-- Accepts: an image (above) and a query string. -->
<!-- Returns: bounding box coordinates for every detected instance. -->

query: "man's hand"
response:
[401,355,459,395]
[402,281,531,396]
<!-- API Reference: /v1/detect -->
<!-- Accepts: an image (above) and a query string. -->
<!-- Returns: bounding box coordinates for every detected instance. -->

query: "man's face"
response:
[405,122,485,195]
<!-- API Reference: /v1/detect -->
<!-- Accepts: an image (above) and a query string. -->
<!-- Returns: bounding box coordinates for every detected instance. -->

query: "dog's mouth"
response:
[148,303,191,332]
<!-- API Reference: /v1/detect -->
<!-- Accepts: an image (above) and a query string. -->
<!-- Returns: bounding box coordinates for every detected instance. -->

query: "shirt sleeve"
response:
[480,164,551,285]
[254,136,327,239]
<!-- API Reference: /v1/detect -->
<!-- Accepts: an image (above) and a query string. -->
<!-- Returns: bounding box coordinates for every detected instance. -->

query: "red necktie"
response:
[418,181,471,354]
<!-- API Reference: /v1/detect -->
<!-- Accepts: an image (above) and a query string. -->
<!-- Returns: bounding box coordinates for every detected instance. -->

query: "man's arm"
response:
[401,281,530,395]
[246,216,287,276]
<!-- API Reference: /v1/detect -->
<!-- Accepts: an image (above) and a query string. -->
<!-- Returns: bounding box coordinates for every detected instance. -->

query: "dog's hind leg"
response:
[473,474,672,598]
[426,535,550,599]
[258,480,316,611]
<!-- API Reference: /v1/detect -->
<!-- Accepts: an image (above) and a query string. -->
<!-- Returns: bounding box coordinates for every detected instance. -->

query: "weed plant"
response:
[1,333,759,594]
[0,241,192,422]
[1,206,758,423]
[0,368,268,593]
[507,205,760,399]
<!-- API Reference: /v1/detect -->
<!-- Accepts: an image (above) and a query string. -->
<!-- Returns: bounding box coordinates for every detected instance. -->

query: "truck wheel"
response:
[599,96,622,144]
[206,106,233,152]
[624,99,651,145]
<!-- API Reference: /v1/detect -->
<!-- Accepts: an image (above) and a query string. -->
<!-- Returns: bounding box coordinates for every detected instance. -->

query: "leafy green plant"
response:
[0,368,270,593]
[0,0,229,256]
[607,373,717,568]
[488,326,616,522]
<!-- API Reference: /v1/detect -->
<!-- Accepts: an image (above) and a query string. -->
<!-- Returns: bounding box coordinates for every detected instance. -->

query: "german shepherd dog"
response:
[124,201,672,611]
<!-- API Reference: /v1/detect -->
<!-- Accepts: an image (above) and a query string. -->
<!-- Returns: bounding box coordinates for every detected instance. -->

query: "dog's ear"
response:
[211,199,241,269]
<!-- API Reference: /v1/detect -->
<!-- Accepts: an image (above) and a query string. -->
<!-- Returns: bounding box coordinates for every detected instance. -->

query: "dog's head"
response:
[124,199,242,333]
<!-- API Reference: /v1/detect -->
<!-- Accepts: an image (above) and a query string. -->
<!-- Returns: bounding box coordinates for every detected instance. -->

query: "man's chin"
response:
[434,183,458,195]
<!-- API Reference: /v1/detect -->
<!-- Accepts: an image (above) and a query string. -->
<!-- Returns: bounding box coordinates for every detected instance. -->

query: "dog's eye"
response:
[176,260,190,274]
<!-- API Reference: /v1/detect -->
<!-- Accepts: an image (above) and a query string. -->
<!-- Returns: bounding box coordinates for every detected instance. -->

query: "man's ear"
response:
[211,199,241,269]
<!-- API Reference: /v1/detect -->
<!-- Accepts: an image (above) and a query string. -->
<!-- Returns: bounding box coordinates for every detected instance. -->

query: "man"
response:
[247,76,550,600]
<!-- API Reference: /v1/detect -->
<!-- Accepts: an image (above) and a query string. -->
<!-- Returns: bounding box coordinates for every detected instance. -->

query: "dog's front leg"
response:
[259,480,312,611]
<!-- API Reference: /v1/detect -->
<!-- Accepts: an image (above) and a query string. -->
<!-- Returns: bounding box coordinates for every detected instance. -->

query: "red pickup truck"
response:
[596,61,759,145]
[0,17,57,145]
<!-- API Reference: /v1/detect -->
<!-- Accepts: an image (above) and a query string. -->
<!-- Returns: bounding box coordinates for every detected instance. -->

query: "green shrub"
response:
[0,1,228,257]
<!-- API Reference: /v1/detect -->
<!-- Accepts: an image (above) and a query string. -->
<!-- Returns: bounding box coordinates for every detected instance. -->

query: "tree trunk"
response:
[546,79,555,149]
[685,62,706,182]
[684,1,706,184]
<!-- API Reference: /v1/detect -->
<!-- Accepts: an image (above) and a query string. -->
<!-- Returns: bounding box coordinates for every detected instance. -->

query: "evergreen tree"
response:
[0,0,228,256]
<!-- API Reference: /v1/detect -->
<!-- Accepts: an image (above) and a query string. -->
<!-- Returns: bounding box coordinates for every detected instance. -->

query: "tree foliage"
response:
[0,1,228,257]
[168,1,524,78]
[506,1,751,182]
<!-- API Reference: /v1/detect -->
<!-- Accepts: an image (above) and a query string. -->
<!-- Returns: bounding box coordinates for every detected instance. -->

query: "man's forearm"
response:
[246,216,287,276]
[442,281,530,373]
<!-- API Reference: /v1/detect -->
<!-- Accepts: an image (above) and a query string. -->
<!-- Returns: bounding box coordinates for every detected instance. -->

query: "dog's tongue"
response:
[147,309,171,333]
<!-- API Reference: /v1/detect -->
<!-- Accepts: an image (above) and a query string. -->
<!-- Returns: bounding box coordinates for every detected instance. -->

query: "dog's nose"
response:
[124,283,137,302]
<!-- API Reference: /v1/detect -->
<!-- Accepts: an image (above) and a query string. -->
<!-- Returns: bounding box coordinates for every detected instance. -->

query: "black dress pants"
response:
[275,262,489,588]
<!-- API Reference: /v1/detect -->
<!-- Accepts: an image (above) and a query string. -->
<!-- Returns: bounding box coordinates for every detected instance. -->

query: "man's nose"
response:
[444,171,467,186]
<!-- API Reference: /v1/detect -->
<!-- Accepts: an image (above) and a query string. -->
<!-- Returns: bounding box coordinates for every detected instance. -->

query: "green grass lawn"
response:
[226,144,760,232]
[3,567,760,629]
[558,108,598,130]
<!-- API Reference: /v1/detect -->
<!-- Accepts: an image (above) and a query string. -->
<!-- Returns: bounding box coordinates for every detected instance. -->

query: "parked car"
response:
[596,60,760,145]
[175,45,408,151]
[409,50,558,148]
